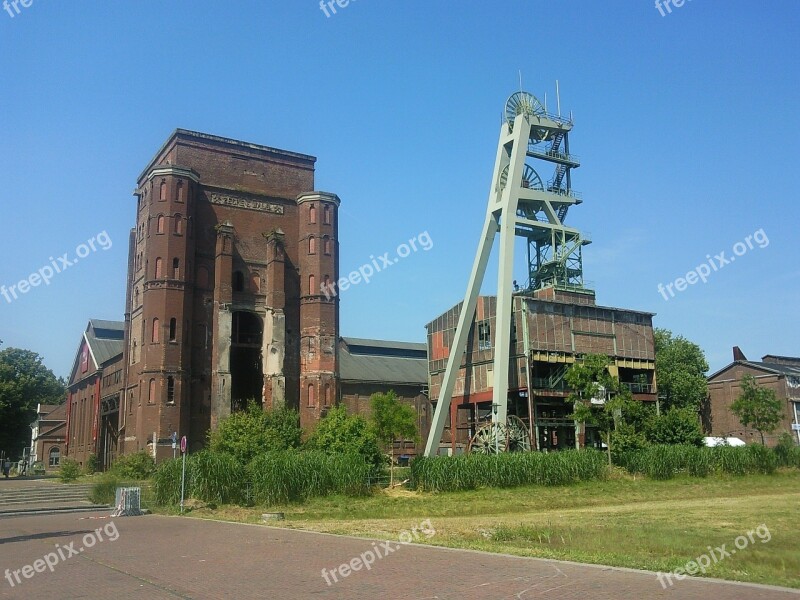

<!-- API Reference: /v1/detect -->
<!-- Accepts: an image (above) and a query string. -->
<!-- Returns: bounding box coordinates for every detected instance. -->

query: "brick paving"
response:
[0,510,797,599]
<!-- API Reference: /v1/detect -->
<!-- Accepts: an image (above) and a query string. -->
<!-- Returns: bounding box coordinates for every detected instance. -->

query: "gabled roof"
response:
[339,338,427,385]
[707,359,800,381]
[68,320,125,384]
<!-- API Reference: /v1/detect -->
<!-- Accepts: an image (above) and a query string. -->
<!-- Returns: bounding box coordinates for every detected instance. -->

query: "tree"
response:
[654,329,709,411]
[564,354,636,464]
[306,405,383,472]
[370,391,418,486]
[209,402,301,465]
[730,375,784,445]
[0,348,65,458]
[646,406,704,447]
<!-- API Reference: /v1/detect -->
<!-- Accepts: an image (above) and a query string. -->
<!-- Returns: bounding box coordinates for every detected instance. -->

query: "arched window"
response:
[309,236,316,254]
[177,180,184,203]
[167,376,175,403]
[155,257,163,278]
[169,318,177,341]
[131,341,137,365]
[159,180,167,201]
[157,215,165,234]
[324,383,332,407]
[324,238,332,255]
[309,274,316,296]
[48,447,60,467]
[174,214,183,235]
[309,204,316,224]
[324,205,332,225]
[152,318,160,343]
[308,383,316,408]
[251,272,261,292]
[173,258,180,279]
[233,271,245,292]
[148,378,156,404]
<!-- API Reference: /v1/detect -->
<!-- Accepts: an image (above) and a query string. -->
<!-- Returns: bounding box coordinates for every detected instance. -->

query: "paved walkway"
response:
[0,511,796,599]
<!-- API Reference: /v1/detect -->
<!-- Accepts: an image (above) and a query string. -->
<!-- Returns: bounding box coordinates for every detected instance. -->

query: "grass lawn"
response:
[183,470,800,589]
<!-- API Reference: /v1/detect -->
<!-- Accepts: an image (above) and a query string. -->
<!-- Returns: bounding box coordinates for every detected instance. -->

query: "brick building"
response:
[427,288,656,453]
[65,320,125,468]
[29,403,67,472]
[117,129,339,459]
[705,348,800,446]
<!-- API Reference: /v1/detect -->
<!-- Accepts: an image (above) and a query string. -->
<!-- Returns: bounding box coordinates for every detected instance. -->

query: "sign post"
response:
[171,431,177,459]
[179,436,188,514]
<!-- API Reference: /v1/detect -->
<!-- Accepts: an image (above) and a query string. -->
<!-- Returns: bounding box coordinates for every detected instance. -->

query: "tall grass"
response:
[248,450,369,505]
[618,444,779,479]
[410,450,607,493]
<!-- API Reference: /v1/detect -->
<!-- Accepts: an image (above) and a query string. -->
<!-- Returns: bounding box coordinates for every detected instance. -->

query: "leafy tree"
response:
[0,348,65,458]
[731,375,784,445]
[370,391,418,486]
[209,402,301,464]
[306,405,383,472]
[645,406,704,447]
[654,329,708,411]
[565,354,637,465]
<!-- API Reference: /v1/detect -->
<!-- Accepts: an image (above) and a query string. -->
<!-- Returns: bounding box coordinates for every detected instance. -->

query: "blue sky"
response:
[0,0,798,378]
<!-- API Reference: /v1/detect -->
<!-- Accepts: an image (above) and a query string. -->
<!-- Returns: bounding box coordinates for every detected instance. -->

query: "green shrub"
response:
[89,472,121,505]
[59,458,82,482]
[645,407,704,447]
[110,451,155,480]
[744,443,777,475]
[248,450,370,505]
[210,403,302,465]
[84,454,99,475]
[409,450,607,493]
[306,406,384,472]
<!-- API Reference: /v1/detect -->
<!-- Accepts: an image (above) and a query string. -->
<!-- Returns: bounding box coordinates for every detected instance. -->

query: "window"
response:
[478,321,491,350]
[131,341,137,365]
[252,272,261,292]
[324,383,331,407]
[324,238,332,255]
[309,204,316,224]
[174,214,183,235]
[173,258,180,279]
[309,236,316,254]
[148,378,156,404]
[159,180,167,201]
[48,447,60,467]
[152,318,160,343]
[177,180,184,203]
[324,205,332,225]
[233,271,245,292]
[309,274,316,296]
[155,257,163,278]
[167,376,175,403]
[308,383,316,408]
[157,215,165,234]
[169,318,177,342]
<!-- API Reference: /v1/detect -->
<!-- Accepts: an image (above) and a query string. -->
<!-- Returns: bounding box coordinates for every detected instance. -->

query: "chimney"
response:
[733,346,747,361]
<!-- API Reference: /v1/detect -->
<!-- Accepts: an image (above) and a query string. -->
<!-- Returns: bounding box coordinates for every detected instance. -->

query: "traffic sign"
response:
[180,435,187,453]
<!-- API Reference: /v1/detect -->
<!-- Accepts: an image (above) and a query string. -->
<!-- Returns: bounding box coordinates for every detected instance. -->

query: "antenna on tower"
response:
[556,80,562,118]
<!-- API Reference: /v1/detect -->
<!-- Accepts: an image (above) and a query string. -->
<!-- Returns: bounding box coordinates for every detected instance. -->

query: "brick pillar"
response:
[211,221,234,430]
[263,229,286,411]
